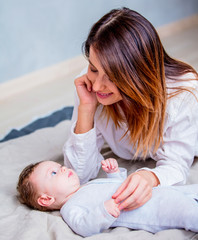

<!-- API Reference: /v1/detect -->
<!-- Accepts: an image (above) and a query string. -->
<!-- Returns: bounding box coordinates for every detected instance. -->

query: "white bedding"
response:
[0,120,198,240]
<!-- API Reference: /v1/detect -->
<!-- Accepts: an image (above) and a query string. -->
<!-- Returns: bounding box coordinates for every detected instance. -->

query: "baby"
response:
[17,158,198,237]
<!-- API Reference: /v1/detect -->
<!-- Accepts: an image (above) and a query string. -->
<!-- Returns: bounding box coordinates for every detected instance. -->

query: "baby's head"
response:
[17,161,80,211]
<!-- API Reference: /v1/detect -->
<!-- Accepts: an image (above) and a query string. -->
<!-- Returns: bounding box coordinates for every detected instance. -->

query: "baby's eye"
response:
[51,171,57,176]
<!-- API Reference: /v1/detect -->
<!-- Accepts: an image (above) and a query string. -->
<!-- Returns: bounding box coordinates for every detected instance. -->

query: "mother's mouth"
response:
[96,92,113,99]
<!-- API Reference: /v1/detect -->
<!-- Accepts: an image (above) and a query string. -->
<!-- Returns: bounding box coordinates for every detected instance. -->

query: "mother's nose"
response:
[92,76,104,92]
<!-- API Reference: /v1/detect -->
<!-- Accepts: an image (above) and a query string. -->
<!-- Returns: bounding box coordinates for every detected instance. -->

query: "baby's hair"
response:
[17,161,48,211]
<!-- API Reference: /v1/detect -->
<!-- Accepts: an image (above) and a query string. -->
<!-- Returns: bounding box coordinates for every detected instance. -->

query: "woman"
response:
[63,7,198,211]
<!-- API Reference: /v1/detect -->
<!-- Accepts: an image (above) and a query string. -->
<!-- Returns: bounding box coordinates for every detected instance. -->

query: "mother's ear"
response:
[37,194,55,207]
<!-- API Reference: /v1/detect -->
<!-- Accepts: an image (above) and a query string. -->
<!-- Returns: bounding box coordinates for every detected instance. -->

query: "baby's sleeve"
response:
[106,168,127,180]
[60,202,116,237]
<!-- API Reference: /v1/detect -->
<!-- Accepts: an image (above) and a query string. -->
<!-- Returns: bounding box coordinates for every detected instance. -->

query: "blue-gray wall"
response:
[1,0,198,83]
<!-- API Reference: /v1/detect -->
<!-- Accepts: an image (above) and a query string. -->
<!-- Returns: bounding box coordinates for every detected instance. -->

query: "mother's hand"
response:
[74,74,98,134]
[112,171,159,211]
[75,74,98,108]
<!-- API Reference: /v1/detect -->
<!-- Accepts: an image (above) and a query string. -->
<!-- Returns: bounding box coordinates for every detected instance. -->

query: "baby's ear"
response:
[37,194,55,207]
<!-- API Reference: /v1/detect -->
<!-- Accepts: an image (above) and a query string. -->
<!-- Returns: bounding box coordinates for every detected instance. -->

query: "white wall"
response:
[0,0,198,83]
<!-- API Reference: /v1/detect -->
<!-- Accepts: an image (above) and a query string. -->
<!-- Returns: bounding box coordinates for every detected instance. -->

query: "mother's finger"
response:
[121,191,152,211]
[113,176,138,204]
[118,183,151,210]
[112,177,131,199]
[84,75,93,91]
[75,74,92,91]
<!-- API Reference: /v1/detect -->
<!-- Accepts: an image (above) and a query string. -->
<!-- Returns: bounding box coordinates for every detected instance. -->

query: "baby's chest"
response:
[75,183,119,205]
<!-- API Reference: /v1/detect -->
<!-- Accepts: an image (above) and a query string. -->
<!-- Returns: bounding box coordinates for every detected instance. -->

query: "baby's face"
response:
[30,161,80,204]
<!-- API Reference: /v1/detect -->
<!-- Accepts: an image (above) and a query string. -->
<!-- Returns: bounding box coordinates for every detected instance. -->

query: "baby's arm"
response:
[102,159,121,217]
[101,158,120,173]
[61,201,118,237]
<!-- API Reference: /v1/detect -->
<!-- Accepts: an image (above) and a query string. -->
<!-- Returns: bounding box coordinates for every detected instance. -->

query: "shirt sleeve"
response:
[61,202,116,237]
[63,70,105,184]
[139,89,198,186]
[106,167,127,180]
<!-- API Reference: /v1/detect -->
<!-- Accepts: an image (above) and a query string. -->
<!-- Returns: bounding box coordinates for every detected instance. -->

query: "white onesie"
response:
[60,168,198,237]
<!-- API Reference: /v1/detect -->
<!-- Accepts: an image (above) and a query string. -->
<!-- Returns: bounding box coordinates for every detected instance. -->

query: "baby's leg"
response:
[112,185,198,233]
[171,184,198,200]
[155,186,198,232]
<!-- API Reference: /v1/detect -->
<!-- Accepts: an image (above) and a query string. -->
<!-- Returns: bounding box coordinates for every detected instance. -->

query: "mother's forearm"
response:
[75,105,96,134]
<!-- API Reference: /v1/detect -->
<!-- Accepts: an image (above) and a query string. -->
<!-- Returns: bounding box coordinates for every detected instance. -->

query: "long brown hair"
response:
[83,7,198,158]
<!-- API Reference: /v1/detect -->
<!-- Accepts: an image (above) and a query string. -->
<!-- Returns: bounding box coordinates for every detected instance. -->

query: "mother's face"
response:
[87,47,122,106]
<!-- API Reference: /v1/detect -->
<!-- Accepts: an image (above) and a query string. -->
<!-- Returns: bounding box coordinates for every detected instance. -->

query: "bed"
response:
[0,109,198,240]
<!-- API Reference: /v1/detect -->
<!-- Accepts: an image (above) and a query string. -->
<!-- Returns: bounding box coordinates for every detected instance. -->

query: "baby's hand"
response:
[104,199,120,218]
[101,158,119,173]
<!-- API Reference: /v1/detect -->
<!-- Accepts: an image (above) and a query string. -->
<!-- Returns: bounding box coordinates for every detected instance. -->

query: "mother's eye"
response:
[90,68,98,73]
[89,65,98,73]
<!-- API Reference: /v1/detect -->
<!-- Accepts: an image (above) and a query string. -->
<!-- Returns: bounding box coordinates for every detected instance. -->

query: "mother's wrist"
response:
[74,105,96,134]
[149,171,160,187]
[78,104,97,114]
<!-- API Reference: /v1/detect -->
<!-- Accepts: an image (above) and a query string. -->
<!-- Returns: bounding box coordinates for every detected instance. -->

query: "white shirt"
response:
[63,68,198,186]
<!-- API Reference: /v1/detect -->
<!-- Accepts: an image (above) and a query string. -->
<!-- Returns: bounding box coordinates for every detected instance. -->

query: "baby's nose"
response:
[61,166,67,172]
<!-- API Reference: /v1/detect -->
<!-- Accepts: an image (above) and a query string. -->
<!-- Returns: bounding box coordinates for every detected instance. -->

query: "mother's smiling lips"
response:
[96,92,113,99]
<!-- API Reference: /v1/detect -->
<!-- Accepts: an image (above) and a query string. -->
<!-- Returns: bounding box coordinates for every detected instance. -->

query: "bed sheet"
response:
[0,106,73,143]
[0,120,198,240]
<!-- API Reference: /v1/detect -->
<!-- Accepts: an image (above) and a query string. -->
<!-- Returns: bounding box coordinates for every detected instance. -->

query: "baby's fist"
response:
[104,199,120,218]
[101,158,119,173]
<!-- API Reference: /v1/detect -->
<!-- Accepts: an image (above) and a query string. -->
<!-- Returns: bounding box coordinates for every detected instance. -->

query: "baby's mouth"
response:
[68,171,73,178]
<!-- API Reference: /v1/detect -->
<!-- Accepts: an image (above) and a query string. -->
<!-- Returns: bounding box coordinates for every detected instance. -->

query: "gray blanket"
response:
[0,120,198,240]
